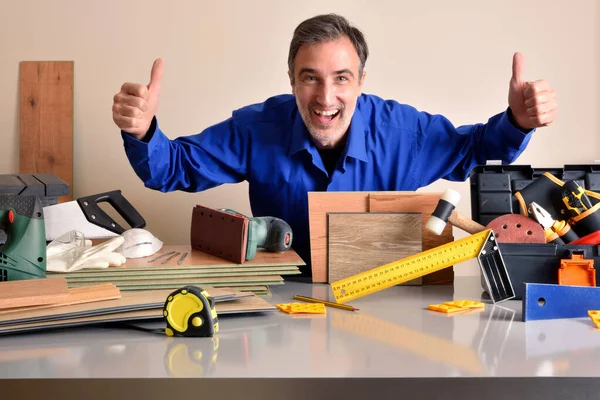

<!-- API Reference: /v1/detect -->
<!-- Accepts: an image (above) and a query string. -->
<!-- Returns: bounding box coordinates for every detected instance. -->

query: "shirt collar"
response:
[288,109,312,157]
[288,104,368,162]
[344,107,368,162]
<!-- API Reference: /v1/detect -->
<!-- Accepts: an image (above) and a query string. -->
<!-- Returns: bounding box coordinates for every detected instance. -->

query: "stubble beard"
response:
[296,99,352,148]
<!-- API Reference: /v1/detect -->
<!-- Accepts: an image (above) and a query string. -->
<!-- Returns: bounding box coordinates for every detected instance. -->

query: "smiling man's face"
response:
[290,35,366,149]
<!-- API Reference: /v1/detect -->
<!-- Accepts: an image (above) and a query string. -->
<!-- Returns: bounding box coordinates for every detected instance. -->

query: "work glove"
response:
[46,230,127,273]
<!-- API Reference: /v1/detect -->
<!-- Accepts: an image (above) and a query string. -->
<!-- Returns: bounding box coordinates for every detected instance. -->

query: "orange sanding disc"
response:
[486,214,546,244]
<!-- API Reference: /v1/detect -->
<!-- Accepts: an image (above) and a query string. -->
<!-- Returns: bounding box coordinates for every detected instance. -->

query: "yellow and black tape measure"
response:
[164,337,219,377]
[331,229,512,304]
[163,286,219,337]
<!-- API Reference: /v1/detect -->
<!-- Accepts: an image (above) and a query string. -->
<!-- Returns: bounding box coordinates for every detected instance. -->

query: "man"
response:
[113,14,557,276]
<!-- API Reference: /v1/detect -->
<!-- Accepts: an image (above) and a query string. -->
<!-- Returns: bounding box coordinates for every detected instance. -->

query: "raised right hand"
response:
[508,52,557,130]
[113,58,164,139]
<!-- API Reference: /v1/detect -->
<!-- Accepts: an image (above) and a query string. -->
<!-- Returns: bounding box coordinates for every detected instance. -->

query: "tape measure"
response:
[164,337,219,377]
[163,286,219,337]
[331,229,514,304]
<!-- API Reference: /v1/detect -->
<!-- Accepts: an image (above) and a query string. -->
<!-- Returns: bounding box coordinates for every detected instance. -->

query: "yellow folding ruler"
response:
[330,229,514,304]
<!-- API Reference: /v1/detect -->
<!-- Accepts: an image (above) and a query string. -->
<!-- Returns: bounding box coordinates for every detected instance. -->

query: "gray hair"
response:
[288,14,368,82]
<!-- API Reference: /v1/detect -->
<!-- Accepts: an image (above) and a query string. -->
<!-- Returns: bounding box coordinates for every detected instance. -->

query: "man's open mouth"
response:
[312,109,340,124]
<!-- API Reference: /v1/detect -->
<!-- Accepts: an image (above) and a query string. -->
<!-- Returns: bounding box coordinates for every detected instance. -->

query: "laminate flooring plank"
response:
[327,212,422,283]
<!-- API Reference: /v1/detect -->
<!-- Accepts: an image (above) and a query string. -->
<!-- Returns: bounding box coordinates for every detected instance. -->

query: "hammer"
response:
[426,189,486,235]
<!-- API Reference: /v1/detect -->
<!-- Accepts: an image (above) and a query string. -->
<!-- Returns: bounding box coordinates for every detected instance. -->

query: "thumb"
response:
[511,52,525,85]
[148,58,164,93]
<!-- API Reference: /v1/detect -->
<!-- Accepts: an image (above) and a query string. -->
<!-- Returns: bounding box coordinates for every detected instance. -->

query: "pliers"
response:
[528,202,578,244]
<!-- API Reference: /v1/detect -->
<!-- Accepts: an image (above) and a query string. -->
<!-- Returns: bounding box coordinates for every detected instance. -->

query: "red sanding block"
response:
[486,214,546,244]
[190,205,248,264]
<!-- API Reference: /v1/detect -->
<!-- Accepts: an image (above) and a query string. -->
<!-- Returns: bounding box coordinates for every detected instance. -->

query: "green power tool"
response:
[0,195,46,281]
[219,209,293,261]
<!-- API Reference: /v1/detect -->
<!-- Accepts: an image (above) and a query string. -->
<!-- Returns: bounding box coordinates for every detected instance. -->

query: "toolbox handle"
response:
[76,190,146,234]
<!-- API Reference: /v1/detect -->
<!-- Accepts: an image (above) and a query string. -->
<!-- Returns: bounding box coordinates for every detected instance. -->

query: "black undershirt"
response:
[318,145,345,177]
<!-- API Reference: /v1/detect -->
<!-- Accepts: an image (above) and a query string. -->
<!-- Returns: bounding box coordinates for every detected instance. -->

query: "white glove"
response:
[47,230,127,273]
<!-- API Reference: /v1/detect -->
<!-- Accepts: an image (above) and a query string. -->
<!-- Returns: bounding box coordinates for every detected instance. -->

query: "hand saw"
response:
[43,190,146,241]
[330,229,515,304]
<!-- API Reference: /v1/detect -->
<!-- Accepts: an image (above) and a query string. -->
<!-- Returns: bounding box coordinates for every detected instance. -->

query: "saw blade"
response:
[43,201,118,241]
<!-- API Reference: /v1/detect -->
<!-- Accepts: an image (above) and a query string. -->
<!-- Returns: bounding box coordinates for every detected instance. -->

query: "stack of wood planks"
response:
[47,245,305,296]
[0,277,276,335]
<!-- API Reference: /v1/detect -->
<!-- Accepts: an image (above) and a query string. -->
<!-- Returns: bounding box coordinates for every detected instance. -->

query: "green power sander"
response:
[219,209,293,261]
[0,195,46,281]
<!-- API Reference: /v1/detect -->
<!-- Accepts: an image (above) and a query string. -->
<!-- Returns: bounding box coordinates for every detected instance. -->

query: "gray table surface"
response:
[2,275,600,399]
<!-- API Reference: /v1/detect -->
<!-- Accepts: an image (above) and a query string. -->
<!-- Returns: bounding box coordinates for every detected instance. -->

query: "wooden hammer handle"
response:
[448,210,486,234]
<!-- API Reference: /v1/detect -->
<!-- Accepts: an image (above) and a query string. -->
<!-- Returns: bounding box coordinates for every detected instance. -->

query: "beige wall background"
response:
[1,0,598,276]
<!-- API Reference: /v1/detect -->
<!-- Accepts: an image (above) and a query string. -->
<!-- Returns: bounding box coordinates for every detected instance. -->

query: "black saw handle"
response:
[76,190,146,234]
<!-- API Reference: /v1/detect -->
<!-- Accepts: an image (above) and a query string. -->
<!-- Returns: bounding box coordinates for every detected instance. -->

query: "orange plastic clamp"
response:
[558,253,596,287]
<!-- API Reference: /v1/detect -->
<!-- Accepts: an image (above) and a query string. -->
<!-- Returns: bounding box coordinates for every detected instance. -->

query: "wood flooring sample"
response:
[308,192,370,282]
[369,193,455,285]
[0,278,69,309]
[0,294,277,335]
[100,245,305,270]
[0,284,121,315]
[19,61,73,202]
[327,212,422,283]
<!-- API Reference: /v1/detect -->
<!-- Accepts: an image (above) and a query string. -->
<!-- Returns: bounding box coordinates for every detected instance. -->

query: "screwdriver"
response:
[562,180,593,218]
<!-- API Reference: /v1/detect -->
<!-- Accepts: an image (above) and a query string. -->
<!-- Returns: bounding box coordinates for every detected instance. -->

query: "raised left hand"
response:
[508,52,557,130]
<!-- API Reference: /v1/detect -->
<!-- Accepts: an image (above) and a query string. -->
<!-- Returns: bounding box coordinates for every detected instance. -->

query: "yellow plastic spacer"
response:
[276,302,326,314]
[588,310,600,328]
[428,304,465,313]
[444,300,485,309]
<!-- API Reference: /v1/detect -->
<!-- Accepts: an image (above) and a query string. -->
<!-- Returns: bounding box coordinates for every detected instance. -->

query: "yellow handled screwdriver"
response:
[562,180,593,217]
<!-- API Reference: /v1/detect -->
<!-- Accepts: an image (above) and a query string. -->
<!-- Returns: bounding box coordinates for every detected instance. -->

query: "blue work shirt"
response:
[122,93,533,276]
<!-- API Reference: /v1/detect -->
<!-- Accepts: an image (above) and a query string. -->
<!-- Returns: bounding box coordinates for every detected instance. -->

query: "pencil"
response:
[293,295,358,311]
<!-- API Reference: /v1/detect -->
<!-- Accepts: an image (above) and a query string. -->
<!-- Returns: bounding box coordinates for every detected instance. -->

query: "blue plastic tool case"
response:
[469,164,600,299]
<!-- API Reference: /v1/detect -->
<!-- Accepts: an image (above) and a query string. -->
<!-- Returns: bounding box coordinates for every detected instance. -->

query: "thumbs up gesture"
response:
[508,52,557,130]
[112,58,164,139]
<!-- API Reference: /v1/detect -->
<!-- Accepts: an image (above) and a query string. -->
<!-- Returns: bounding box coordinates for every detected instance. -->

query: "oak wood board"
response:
[327,212,422,283]
[19,61,73,202]
[368,193,455,285]
[308,192,369,282]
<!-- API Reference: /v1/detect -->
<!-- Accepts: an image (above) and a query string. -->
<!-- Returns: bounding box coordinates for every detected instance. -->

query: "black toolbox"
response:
[469,164,600,299]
